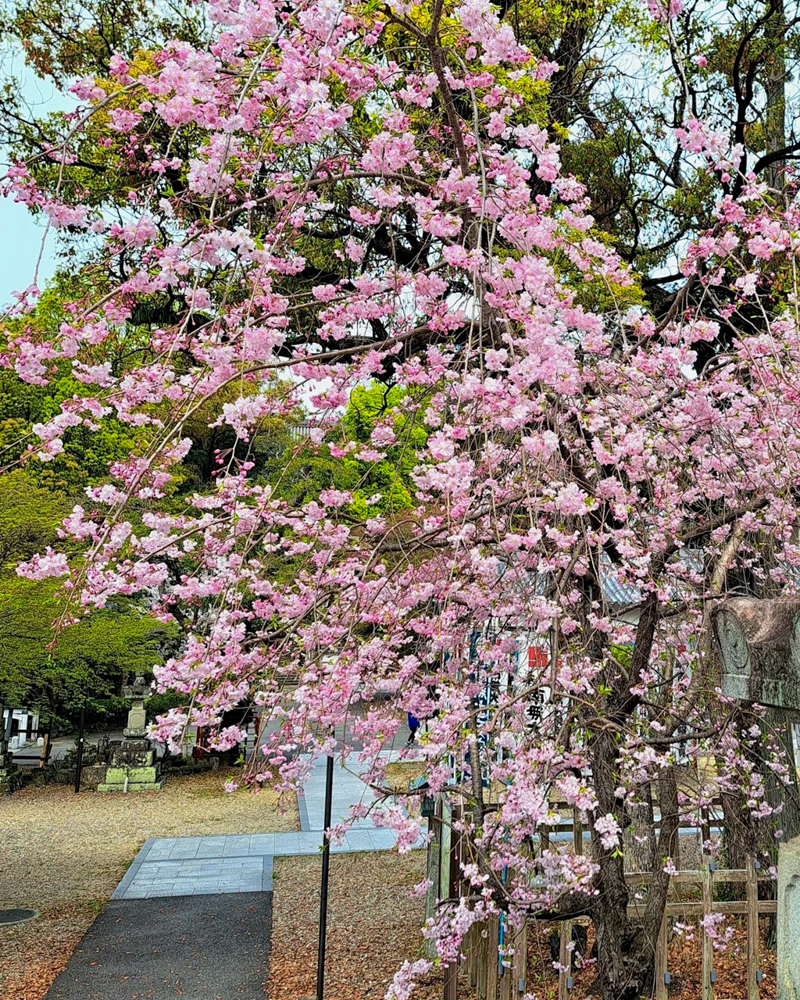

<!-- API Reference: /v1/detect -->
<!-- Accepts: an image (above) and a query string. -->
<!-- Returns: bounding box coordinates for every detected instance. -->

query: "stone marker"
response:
[778,837,800,999]
[712,598,800,710]
[714,599,800,999]
[97,675,163,793]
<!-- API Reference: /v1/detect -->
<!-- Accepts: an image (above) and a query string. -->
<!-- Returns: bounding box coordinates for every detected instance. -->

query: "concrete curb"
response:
[111,837,155,900]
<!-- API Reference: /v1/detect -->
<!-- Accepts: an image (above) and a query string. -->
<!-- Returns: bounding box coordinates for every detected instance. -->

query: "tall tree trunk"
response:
[623,786,657,874]
[590,730,644,1000]
[765,0,787,191]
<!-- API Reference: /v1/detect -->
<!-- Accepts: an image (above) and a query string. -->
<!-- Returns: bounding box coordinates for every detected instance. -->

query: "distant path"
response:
[114,752,422,901]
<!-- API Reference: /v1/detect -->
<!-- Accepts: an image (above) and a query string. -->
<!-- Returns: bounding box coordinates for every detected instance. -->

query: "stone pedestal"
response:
[97,739,163,793]
[0,745,16,795]
[778,837,800,998]
[0,765,16,795]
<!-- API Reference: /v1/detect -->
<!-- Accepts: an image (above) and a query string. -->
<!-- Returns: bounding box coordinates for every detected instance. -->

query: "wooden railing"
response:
[457,856,774,1000]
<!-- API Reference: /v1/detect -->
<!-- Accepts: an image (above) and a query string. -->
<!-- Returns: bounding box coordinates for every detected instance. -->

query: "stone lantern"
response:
[97,674,163,793]
[122,674,148,738]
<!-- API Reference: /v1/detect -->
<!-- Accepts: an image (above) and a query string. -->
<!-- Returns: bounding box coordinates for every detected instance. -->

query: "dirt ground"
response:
[524,918,777,1000]
[1,773,776,1000]
[0,770,298,1000]
[266,852,776,1000]
[267,850,443,1000]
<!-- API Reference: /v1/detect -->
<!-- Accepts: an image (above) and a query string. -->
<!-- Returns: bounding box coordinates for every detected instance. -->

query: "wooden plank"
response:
[511,922,527,996]
[702,865,714,1000]
[540,819,723,836]
[623,869,767,885]
[486,916,500,1000]
[558,921,572,1000]
[444,961,458,1000]
[659,900,776,917]
[545,797,725,812]
[478,922,488,1000]
[746,857,759,1000]
[654,915,668,1000]
[468,924,478,988]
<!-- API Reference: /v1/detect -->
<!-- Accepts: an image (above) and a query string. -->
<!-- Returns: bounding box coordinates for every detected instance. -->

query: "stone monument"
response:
[713,598,800,710]
[713,599,800,1000]
[778,838,800,1000]
[97,674,163,793]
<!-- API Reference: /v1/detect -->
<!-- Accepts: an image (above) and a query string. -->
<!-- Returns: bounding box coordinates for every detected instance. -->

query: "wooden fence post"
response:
[486,916,500,1000]
[702,864,715,1000]
[558,921,572,1000]
[443,803,460,1000]
[512,921,527,996]
[746,857,760,1000]
[499,941,512,1000]
[700,807,711,852]
[572,807,583,855]
[478,922,489,1000]
[654,914,668,1000]
[444,961,458,1000]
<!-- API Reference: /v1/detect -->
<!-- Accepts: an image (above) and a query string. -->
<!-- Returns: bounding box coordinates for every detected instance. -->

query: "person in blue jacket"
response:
[406,712,420,745]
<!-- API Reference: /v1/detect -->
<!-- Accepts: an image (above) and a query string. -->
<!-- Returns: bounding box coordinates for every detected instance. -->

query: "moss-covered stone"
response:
[97,779,164,792]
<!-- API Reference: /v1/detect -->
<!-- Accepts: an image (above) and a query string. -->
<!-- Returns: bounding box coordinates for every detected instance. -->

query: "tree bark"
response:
[589,730,640,1000]
[764,0,787,191]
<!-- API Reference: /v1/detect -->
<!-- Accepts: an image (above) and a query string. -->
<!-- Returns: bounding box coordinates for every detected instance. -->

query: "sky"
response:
[1,48,74,308]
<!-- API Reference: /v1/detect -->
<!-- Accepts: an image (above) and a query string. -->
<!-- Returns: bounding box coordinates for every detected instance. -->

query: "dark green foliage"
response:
[0,575,178,714]
[145,690,186,721]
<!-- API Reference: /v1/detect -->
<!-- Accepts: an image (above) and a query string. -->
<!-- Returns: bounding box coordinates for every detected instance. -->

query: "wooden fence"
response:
[457,860,774,1000]
[445,795,775,1000]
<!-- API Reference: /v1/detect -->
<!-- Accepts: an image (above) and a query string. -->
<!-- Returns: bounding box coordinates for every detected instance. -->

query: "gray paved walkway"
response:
[297,751,393,831]
[44,893,271,1000]
[44,750,420,999]
[113,752,424,901]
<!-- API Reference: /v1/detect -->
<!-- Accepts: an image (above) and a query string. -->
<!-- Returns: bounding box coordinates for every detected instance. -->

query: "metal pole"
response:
[40,711,53,767]
[0,699,6,768]
[73,703,86,794]
[316,746,335,1000]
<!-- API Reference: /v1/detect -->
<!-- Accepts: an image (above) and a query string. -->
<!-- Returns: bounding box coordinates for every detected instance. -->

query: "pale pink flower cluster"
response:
[3,0,799,979]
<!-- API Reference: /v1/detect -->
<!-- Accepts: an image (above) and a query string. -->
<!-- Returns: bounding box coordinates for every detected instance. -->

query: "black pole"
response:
[316,746,335,1000]
[73,703,86,794]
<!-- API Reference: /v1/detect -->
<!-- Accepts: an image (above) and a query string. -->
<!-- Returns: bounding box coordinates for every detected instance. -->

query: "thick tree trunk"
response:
[590,730,646,1000]
[765,0,787,191]
[623,786,657,874]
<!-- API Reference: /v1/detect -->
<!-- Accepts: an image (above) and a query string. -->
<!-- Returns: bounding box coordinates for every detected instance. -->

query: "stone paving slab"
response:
[113,828,422,899]
[114,852,272,900]
[112,752,424,901]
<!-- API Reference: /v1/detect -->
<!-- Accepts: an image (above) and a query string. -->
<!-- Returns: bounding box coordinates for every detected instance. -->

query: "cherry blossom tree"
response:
[4,1,800,996]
